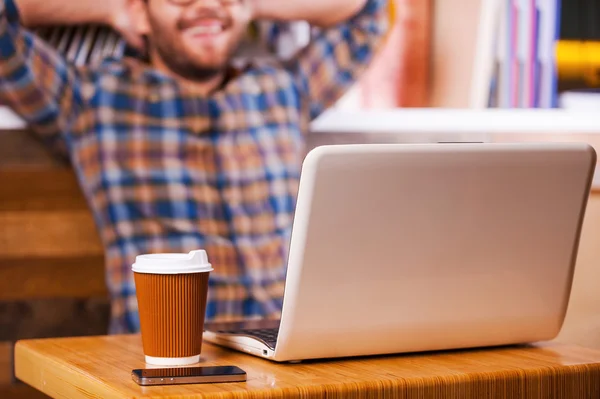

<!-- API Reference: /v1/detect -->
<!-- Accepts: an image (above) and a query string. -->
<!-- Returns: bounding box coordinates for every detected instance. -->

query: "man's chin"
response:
[189,53,230,69]
[193,61,228,72]
[182,66,225,82]
[154,46,230,82]
[160,59,225,82]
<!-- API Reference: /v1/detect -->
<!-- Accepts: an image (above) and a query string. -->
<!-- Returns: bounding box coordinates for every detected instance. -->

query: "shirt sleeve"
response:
[287,0,390,120]
[0,0,90,156]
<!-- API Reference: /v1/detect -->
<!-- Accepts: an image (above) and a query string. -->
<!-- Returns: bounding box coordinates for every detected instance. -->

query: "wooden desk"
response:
[14,335,600,398]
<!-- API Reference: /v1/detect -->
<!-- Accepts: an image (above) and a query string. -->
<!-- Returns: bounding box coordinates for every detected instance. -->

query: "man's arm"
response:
[258,0,390,120]
[15,0,111,27]
[15,0,143,49]
[0,0,94,155]
[251,0,367,27]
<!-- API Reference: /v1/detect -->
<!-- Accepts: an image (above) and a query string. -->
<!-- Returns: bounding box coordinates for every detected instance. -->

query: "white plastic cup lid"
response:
[132,250,213,274]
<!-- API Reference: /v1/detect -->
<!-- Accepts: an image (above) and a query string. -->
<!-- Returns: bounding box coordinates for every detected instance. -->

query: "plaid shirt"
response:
[0,0,388,333]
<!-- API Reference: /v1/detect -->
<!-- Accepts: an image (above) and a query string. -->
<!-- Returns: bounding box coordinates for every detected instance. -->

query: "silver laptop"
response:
[204,142,596,362]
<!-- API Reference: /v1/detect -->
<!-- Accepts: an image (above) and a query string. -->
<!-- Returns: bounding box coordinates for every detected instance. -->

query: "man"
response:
[0,0,388,333]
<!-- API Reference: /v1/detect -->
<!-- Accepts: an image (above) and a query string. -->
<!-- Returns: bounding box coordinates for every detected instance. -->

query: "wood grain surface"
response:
[0,169,90,212]
[0,341,12,386]
[0,131,62,168]
[14,335,600,398]
[0,167,106,301]
[0,257,106,301]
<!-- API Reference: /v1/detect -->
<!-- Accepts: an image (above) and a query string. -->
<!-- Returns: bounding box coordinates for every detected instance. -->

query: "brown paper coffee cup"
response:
[132,250,213,366]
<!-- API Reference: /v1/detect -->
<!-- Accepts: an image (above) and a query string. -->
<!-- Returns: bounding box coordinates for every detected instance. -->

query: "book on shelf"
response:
[555,0,600,111]
[559,88,600,111]
[473,0,561,109]
[475,0,600,110]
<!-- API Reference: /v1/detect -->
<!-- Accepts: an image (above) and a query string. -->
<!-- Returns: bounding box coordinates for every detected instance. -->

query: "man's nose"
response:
[189,0,222,10]
[180,0,224,23]
[184,0,224,19]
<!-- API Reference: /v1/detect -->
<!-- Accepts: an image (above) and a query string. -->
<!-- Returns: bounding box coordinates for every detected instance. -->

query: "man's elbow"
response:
[319,0,368,27]
[345,0,369,19]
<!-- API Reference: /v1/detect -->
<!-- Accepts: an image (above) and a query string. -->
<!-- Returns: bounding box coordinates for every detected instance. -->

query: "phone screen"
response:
[133,366,246,379]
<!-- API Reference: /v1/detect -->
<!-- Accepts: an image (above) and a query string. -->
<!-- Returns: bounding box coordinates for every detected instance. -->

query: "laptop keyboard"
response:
[216,327,279,350]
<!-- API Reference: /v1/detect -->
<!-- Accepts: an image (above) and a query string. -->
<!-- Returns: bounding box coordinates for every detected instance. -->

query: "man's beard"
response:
[147,8,239,83]
[148,35,227,82]
[154,42,224,82]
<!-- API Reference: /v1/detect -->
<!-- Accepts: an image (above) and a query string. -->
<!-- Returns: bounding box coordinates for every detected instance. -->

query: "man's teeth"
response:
[188,25,224,35]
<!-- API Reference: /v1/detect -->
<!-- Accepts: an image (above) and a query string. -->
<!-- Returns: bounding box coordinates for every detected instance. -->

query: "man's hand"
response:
[250,0,368,27]
[15,0,144,50]
[109,0,145,50]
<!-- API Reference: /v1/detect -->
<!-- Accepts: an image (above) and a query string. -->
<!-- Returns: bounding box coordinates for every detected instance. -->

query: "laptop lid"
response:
[272,142,595,361]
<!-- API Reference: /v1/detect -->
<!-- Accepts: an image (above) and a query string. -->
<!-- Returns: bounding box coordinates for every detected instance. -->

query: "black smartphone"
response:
[131,366,247,386]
